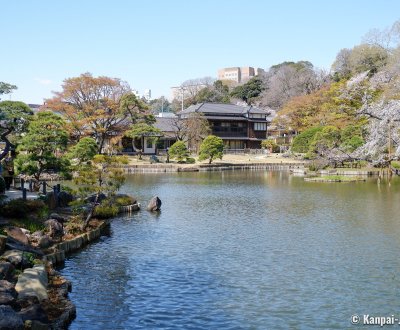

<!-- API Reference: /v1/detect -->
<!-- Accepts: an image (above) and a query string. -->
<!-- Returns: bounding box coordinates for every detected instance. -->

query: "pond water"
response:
[58,171,400,329]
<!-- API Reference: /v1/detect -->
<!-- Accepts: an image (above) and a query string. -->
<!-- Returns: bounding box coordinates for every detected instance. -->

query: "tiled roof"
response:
[154,117,179,132]
[179,103,270,116]
[28,104,41,113]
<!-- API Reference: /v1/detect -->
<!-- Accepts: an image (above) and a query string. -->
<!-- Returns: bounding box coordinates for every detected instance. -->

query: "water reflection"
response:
[59,171,400,329]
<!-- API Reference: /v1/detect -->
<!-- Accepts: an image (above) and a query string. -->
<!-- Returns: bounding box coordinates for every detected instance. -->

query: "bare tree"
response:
[363,20,400,53]
[177,77,215,99]
[259,62,328,110]
[185,113,211,153]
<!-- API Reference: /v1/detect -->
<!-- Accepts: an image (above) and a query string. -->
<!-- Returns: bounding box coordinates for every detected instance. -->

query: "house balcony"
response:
[212,128,247,138]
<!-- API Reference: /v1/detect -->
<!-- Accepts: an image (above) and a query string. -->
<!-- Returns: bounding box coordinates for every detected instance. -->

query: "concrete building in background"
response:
[143,89,151,101]
[217,67,265,83]
[132,89,141,99]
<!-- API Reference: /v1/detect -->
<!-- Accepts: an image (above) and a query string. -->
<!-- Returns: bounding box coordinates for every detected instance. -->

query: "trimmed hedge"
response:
[291,127,323,153]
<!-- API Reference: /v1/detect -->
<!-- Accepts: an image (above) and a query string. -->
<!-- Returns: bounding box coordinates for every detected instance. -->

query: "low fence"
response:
[223,149,268,155]
[11,177,60,200]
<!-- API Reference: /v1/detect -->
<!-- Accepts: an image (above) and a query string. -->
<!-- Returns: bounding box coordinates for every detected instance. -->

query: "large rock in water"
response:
[147,196,162,212]
[4,227,29,245]
[0,305,24,330]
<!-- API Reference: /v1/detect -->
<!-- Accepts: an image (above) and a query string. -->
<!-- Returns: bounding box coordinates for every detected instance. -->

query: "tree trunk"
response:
[0,128,14,161]
[81,192,99,231]
[98,134,106,154]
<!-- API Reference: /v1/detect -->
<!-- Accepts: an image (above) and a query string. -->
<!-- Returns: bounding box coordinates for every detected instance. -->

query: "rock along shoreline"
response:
[0,218,111,329]
[0,191,155,329]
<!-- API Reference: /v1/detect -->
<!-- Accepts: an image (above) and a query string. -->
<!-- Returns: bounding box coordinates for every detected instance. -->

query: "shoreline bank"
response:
[0,217,112,329]
[118,162,306,173]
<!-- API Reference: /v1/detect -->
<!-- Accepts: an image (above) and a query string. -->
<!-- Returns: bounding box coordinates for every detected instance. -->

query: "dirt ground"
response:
[127,153,305,165]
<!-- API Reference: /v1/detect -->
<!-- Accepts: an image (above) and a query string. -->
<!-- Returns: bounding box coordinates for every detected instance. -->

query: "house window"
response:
[146,139,153,148]
[254,123,266,131]
[250,114,265,119]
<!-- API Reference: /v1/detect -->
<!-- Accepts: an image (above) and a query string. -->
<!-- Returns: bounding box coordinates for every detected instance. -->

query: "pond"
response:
[58,170,400,329]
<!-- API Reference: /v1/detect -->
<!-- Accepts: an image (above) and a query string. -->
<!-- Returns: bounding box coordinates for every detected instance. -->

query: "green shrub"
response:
[94,200,119,219]
[261,140,277,150]
[308,163,318,172]
[185,157,196,164]
[12,219,45,233]
[392,161,400,169]
[1,199,46,218]
[114,195,136,206]
[0,176,5,194]
[169,141,189,163]
[291,126,323,153]
[198,135,224,164]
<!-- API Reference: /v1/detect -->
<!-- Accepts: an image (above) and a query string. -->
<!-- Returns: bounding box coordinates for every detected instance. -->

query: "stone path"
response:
[2,189,38,201]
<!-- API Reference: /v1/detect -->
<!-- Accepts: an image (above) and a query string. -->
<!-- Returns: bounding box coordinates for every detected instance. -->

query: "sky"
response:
[1,0,400,104]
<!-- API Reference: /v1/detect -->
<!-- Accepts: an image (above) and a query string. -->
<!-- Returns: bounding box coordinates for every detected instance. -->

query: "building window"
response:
[254,122,266,131]
[146,139,153,148]
[250,114,265,119]
[224,140,244,149]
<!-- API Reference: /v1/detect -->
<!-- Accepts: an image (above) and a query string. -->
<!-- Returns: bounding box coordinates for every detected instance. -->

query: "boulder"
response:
[0,280,17,306]
[27,320,49,330]
[18,303,48,323]
[48,213,67,223]
[0,279,16,291]
[57,191,74,207]
[0,305,24,330]
[17,295,39,308]
[20,228,30,236]
[30,231,44,241]
[147,196,162,212]
[45,191,57,209]
[1,250,24,267]
[44,219,63,239]
[0,234,7,254]
[38,235,52,249]
[5,239,44,257]
[0,290,17,306]
[4,227,29,246]
[15,264,48,301]
[0,261,15,281]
